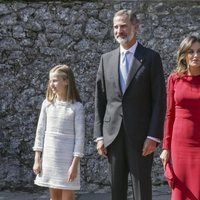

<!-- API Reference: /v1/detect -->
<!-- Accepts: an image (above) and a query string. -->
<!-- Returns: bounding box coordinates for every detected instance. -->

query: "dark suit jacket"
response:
[94,43,166,150]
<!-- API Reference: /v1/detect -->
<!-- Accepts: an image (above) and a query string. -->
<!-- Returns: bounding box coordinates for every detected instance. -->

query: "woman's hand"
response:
[160,149,170,169]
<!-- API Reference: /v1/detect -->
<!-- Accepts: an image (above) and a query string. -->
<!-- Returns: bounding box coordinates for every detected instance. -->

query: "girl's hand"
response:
[67,156,80,182]
[33,151,42,175]
[67,165,78,182]
[160,149,170,169]
[33,159,41,175]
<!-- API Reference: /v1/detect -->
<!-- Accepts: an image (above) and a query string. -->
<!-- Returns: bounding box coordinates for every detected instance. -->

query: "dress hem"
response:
[34,181,80,190]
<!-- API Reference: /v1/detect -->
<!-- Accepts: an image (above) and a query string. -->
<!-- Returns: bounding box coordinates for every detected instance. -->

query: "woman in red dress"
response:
[160,35,200,200]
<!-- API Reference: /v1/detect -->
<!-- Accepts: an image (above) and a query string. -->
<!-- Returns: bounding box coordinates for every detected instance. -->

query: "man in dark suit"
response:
[94,9,166,200]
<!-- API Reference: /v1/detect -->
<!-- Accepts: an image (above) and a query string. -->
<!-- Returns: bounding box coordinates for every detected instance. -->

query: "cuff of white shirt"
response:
[147,136,161,143]
[94,137,103,142]
[95,136,160,143]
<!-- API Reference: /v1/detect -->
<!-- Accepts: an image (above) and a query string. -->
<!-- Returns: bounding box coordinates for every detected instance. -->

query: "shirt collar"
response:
[120,41,138,55]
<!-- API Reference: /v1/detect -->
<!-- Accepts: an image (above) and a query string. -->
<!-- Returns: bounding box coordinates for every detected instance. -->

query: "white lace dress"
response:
[33,99,85,190]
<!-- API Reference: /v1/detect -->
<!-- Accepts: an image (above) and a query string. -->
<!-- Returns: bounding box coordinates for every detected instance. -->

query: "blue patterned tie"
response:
[120,51,129,93]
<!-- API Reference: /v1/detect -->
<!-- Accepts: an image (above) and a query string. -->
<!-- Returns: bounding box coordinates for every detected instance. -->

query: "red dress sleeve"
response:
[162,73,176,150]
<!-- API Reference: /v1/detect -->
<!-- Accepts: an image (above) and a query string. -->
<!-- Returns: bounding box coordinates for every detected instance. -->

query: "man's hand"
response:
[96,139,107,158]
[142,138,157,156]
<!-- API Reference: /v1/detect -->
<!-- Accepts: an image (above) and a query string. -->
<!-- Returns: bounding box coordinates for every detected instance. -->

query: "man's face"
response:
[113,14,138,47]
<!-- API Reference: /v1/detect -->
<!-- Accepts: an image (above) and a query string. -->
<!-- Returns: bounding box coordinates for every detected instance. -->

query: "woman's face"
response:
[186,41,200,69]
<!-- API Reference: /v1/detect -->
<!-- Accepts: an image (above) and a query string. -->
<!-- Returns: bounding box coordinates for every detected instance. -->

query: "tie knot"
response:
[122,50,129,57]
[125,50,129,55]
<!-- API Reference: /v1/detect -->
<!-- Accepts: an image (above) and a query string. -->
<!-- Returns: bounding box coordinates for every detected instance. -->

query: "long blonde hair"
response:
[46,64,81,102]
[175,35,200,75]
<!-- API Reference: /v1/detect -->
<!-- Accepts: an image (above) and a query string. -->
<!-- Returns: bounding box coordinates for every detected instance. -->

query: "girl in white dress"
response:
[33,64,85,200]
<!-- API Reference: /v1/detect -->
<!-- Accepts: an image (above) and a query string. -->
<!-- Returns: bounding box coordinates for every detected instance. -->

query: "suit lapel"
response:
[125,43,144,92]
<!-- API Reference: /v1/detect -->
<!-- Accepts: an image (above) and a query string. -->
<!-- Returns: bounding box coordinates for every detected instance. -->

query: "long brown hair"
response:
[46,64,81,102]
[175,35,200,75]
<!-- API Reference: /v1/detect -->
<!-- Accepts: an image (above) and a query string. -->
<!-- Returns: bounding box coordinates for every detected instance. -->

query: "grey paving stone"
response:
[0,185,171,200]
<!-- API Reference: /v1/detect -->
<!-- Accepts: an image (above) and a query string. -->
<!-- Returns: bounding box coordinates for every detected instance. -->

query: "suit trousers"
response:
[107,123,153,200]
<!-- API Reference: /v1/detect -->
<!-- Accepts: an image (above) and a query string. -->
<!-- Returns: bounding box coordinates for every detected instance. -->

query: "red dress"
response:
[163,73,200,200]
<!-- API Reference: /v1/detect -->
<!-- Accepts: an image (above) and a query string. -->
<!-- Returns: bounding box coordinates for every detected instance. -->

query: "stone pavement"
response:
[0,185,171,200]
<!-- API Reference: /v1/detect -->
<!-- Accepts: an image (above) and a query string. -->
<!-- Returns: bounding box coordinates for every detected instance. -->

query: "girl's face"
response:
[49,72,68,100]
[186,41,200,69]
